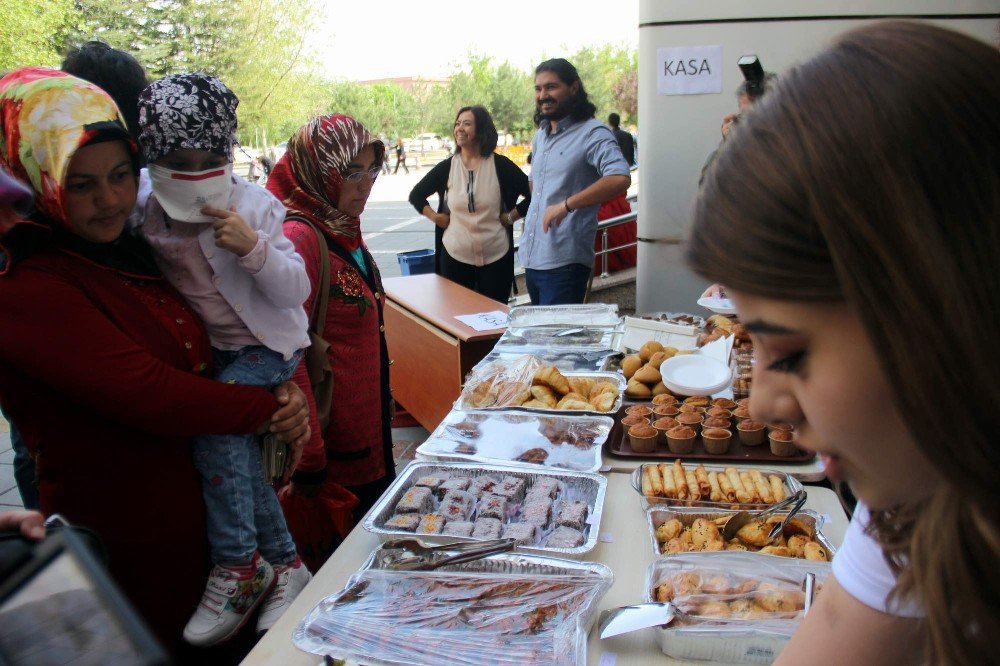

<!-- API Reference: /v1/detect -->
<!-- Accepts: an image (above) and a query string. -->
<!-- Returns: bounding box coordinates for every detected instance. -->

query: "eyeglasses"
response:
[342,167,381,184]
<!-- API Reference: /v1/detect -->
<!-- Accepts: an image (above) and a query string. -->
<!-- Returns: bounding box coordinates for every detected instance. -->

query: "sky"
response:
[314,0,639,81]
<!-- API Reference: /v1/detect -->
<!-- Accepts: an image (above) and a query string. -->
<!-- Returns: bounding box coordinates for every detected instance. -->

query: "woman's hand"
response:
[434,212,451,229]
[0,510,46,540]
[265,381,311,445]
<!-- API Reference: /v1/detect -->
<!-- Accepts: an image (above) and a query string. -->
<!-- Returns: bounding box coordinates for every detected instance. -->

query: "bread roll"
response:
[639,340,664,361]
[621,354,642,379]
[633,364,662,384]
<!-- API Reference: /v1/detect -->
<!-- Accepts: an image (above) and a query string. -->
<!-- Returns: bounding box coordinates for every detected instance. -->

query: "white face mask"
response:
[147,163,233,223]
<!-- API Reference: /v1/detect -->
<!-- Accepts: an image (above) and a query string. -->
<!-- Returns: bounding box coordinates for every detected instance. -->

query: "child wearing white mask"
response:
[134,73,312,647]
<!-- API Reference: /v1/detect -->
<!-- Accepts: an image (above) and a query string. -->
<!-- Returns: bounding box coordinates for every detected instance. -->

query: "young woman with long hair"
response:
[689,21,998,664]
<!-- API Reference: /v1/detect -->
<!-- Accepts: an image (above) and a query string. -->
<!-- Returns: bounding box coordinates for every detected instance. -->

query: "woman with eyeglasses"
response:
[266,115,396,521]
[409,105,530,303]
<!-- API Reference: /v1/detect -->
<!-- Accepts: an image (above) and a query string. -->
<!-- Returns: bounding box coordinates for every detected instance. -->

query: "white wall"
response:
[636,1,1000,312]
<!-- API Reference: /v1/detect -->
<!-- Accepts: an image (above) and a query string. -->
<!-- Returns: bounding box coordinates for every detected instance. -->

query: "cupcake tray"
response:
[364,461,608,557]
[608,426,815,463]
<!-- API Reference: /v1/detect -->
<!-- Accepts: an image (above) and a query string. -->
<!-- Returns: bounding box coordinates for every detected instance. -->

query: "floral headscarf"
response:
[0,67,131,232]
[137,72,239,165]
[0,67,148,275]
[265,114,384,251]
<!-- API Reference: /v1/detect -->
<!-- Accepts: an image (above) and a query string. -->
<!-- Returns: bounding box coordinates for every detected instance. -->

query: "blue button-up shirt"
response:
[520,117,630,270]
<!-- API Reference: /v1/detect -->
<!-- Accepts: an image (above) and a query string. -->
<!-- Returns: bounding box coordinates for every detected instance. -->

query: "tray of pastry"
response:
[629,460,805,510]
[507,303,621,328]
[647,506,836,561]
[294,547,613,666]
[642,552,832,663]
[415,410,613,473]
[457,355,623,415]
[364,461,608,557]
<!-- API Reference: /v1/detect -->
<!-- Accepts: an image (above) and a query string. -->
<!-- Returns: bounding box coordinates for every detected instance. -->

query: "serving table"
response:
[245,475,847,666]
[383,274,508,431]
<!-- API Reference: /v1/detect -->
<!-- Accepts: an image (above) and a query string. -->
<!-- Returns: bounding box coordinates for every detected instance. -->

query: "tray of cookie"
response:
[456,355,624,415]
[629,460,805,510]
[293,548,613,666]
[641,551,832,663]
[364,461,608,557]
[646,506,836,561]
[415,410,613,473]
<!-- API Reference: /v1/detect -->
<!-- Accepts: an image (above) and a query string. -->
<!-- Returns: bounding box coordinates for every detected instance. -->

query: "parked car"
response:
[406,133,448,152]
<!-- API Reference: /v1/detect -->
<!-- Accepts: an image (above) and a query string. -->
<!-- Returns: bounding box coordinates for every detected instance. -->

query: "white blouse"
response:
[444,154,508,266]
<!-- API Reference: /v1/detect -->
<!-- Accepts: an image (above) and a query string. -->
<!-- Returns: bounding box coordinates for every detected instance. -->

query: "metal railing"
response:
[594,206,638,279]
[513,194,638,279]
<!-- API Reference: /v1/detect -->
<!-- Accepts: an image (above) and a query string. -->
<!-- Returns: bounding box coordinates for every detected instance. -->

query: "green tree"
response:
[565,44,638,123]
[68,0,324,147]
[326,82,422,139]
[444,55,534,139]
[0,0,75,71]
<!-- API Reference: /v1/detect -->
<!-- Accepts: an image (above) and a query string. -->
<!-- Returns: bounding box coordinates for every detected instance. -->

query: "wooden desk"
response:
[383,274,507,431]
[245,475,848,666]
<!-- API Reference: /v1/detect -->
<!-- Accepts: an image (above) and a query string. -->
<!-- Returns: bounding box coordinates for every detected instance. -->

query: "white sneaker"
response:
[183,553,275,647]
[256,558,312,633]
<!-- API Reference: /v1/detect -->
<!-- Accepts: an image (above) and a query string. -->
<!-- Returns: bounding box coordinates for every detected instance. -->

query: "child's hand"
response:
[202,205,258,257]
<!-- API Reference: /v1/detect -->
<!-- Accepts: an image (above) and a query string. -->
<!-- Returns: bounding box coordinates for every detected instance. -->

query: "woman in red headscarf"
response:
[266,115,394,520]
[0,67,310,659]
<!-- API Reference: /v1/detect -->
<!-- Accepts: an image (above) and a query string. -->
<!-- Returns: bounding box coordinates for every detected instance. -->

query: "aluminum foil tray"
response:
[507,303,620,328]
[642,552,832,663]
[630,462,804,510]
[645,506,837,560]
[481,348,618,373]
[458,370,625,417]
[293,549,613,666]
[364,461,608,557]
[415,410,613,473]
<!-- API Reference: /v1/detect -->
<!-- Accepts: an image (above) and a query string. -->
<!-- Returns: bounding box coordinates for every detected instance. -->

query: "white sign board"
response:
[657,45,723,95]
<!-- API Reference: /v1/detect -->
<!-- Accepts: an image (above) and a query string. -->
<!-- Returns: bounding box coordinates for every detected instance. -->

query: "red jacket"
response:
[0,249,277,653]
[285,220,393,487]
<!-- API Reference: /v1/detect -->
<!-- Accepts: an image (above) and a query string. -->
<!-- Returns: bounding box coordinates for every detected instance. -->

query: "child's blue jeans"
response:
[193,345,301,566]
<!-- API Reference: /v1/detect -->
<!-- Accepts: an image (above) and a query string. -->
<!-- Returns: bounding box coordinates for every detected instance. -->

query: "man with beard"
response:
[519,58,631,305]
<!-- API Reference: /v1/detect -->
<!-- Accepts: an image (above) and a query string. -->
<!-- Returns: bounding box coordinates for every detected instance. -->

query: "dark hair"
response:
[61,42,149,149]
[688,21,999,664]
[533,58,597,126]
[608,113,621,127]
[455,105,498,156]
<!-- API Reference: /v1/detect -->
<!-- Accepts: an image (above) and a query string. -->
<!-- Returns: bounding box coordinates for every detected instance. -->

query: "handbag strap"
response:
[292,217,331,333]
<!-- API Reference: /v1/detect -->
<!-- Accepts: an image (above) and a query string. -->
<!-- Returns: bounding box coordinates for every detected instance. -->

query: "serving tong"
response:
[378,537,518,571]
[720,489,808,542]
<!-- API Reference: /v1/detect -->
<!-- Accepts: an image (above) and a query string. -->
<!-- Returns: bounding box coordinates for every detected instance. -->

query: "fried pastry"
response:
[625,378,652,398]
[532,366,570,395]
[632,364,662,384]
[567,376,596,397]
[639,340,664,361]
[621,354,642,379]
[529,385,559,407]
[589,392,616,412]
[559,397,593,410]
[589,381,618,398]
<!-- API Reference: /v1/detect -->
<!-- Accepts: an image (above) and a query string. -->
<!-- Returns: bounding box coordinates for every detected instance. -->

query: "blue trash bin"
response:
[396,249,435,276]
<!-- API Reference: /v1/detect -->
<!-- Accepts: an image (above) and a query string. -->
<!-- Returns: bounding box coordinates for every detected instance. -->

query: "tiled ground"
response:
[0,414,23,510]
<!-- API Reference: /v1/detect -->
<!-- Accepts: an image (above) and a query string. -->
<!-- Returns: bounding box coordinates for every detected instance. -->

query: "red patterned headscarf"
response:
[266,114,384,251]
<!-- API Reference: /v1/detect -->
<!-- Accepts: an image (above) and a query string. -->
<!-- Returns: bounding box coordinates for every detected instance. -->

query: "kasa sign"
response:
[657,45,723,95]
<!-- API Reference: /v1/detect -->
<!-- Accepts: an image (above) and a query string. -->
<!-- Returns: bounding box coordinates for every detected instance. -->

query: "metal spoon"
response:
[597,602,678,639]
[720,489,807,542]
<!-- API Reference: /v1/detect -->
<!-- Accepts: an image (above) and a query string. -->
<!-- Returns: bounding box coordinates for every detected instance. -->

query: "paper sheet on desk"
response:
[455,310,509,332]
